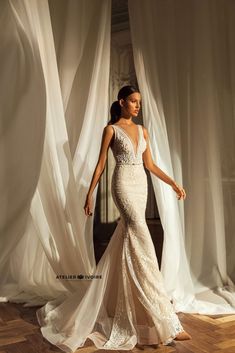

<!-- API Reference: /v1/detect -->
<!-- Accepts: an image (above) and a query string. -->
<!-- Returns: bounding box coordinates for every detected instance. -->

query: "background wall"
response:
[93,0,163,265]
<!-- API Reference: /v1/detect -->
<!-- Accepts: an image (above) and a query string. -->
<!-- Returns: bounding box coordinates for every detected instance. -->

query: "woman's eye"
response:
[130,100,141,104]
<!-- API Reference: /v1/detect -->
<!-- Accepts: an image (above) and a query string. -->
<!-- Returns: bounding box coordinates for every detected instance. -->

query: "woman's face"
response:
[120,92,141,117]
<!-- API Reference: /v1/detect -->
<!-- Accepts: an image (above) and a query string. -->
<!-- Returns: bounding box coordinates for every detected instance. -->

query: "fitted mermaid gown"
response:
[36,124,185,352]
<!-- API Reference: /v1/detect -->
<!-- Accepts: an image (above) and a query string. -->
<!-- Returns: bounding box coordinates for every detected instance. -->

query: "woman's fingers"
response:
[85,207,92,216]
[176,186,186,200]
[180,187,186,200]
[84,203,93,216]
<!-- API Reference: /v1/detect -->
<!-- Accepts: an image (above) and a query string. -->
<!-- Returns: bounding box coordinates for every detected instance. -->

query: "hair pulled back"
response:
[108,85,140,125]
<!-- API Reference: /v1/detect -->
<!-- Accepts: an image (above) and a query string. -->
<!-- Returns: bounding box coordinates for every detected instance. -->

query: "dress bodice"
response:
[110,124,147,165]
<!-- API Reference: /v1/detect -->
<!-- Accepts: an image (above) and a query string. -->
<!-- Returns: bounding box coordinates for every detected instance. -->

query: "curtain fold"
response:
[0,0,111,306]
[129,0,235,314]
[0,0,47,301]
[1,0,234,315]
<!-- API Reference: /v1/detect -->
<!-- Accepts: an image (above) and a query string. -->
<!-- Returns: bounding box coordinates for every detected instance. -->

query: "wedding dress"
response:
[36,124,185,352]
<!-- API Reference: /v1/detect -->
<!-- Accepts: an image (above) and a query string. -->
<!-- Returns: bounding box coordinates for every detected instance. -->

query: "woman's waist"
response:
[115,162,144,167]
[112,162,146,181]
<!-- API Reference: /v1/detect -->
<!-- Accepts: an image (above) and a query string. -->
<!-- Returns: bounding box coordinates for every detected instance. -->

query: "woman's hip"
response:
[111,164,148,218]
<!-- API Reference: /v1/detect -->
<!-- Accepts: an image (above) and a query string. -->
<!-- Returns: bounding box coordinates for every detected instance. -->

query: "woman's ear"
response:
[119,98,124,107]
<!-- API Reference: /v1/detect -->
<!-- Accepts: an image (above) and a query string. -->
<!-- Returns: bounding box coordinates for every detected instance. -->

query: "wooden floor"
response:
[0,302,235,353]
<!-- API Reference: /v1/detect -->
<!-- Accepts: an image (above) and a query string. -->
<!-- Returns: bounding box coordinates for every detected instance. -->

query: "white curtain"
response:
[1,0,235,316]
[129,0,235,314]
[0,0,111,306]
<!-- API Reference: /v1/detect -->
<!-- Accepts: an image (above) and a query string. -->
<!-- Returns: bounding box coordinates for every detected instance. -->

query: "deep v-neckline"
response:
[114,124,140,158]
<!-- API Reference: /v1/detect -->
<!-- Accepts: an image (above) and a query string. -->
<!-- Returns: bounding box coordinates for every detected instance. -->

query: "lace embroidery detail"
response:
[108,124,184,346]
[111,124,147,165]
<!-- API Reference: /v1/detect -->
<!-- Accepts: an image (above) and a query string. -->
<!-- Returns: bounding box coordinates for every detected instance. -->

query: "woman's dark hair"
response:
[107,85,140,125]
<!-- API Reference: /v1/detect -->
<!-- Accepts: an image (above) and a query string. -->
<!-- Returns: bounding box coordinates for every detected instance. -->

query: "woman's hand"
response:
[84,195,93,216]
[171,182,186,200]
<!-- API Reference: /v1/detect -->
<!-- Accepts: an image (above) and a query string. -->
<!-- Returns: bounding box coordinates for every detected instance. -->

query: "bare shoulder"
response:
[104,124,114,133]
[103,124,115,139]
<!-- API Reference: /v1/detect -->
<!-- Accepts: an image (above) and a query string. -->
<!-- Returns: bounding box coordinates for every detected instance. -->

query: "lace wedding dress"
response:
[36,124,185,352]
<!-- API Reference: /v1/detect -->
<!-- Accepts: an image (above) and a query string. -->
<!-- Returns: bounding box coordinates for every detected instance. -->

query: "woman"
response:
[37,85,191,352]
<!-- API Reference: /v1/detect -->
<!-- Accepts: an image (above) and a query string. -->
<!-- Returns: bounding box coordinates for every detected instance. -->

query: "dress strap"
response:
[111,124,116,135]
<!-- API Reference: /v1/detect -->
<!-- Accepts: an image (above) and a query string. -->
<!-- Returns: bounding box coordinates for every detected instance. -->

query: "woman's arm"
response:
[142,126,186,200]
[84,125,114,216]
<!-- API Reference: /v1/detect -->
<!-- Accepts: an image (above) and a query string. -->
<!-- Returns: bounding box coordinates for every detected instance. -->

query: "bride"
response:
[36,85,192,352]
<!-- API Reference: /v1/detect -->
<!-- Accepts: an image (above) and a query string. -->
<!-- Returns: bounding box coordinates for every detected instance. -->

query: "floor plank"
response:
[0,303,234,352]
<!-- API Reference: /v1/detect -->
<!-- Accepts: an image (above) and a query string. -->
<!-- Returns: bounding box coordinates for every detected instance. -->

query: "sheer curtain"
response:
[129,0,235,314]
[0,0,111,306]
